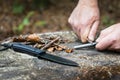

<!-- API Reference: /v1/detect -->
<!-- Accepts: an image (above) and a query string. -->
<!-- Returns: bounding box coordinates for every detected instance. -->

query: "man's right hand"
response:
[68,0,100,43]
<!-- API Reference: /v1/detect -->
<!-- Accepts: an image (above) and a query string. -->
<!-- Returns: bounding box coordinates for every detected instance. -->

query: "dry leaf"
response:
[55,46,63,51]
[12,34,74,53]
[57,47,63,51]
[34,43,44,49]
[37,44,44,48]
[47,47,55,52]
[26,34,40,42]
[65,48,73,53]
[59,45,67,49]
[13,35,26,42]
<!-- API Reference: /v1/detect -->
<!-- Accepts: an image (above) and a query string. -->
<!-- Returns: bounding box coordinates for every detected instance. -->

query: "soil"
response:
[0,0,119,41]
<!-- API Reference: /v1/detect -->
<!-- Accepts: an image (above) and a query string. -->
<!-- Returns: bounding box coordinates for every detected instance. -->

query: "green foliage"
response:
[33,0,50,11]
[12,1,24,14]
[17,18,29,32]
[101,15,115,27]
[34,21,47,27]
[12,0,51,14]
[13,11,34,34]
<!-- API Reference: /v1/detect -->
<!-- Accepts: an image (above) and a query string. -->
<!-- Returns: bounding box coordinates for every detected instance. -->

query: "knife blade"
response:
[1,43,79,67]
[38,53,78,66]
[74,42,97,49]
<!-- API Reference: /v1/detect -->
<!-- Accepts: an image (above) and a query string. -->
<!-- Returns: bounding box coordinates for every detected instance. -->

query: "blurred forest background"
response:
[0,0,119,40]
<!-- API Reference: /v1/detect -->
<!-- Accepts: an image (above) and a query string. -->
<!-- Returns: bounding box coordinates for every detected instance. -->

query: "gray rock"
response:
[0,31,120,80]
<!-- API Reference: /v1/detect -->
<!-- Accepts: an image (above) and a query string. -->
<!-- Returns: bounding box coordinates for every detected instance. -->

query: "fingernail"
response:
[88,36,94,42]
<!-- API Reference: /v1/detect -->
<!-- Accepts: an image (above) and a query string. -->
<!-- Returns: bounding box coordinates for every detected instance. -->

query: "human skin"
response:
[68,0,100,43]
[96,23,120,52]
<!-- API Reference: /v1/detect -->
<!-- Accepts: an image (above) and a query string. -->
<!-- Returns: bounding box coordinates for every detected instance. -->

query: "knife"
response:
[1,42,79,67]
[74,42,97,49]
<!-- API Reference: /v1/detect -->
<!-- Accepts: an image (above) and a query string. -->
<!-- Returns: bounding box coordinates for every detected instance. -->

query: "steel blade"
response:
[38,53,79,67]
[74,42,97,49]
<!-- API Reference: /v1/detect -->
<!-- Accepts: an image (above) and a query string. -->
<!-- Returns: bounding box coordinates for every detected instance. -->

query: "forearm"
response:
[78,0,98,7]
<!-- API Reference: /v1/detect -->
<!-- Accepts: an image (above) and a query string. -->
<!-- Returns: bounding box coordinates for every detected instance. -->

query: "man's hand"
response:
[68,0,100,43]
[96,23,120,52]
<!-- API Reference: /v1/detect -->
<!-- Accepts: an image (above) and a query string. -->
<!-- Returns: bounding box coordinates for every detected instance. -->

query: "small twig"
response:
[41,37,60,50]
[54,43,67,49]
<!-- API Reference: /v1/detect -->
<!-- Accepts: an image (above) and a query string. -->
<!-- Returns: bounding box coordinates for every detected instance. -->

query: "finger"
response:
[96,35,113,50]
[108,47,120,52]
[88,20,99,41]
[108,43,120,51]
[80,26,90,43]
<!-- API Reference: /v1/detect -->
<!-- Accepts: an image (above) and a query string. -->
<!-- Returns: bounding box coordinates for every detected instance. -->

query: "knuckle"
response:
[68,18,79,27]
[68,18,72,24]
[68,18,71,23]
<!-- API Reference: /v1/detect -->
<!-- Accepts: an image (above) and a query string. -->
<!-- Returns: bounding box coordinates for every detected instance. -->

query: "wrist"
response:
[78,0,98,7]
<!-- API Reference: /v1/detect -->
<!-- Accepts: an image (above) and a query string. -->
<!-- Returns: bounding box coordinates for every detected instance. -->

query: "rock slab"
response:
[0,31,120,80]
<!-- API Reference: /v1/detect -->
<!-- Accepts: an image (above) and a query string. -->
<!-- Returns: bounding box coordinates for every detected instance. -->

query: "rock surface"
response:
[0,31,120,80]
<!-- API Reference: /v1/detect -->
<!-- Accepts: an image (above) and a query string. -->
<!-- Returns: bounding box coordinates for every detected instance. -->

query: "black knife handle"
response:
[5,43,45,57]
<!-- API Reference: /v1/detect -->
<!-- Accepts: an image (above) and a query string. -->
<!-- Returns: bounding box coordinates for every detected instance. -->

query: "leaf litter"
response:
[12,34,73,53]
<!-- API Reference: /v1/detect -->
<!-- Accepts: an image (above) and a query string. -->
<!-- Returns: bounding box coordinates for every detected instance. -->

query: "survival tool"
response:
[0,42,79,67]
[74,42,97,49]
